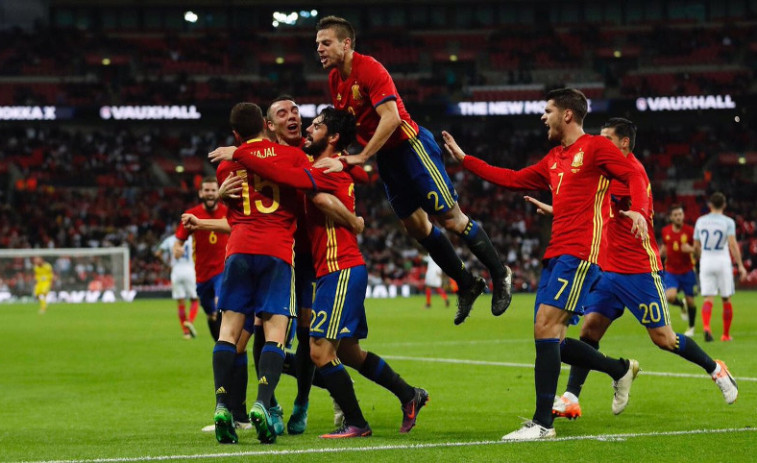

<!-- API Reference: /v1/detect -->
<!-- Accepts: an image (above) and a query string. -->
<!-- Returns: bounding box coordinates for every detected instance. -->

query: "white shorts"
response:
[699,259,735,297]
[171,267,198,299]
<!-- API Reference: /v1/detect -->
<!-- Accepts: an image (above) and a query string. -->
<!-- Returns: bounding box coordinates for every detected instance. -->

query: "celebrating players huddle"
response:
[176,15,740,445]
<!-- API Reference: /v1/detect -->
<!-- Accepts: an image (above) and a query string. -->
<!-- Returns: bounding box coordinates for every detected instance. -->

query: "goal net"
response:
[0,247,132,303]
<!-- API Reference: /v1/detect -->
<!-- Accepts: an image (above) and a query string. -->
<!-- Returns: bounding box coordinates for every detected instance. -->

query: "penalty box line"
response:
[383,355,757,382]
[19,427,757,463]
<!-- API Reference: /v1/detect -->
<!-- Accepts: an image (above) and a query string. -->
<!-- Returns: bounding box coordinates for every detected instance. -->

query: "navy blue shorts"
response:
[310,265,368,341]
[295,252,316,312]
[534,255,601,324]
[196,273,223,315]
[662,270,698,297]
[217,254,295,319]
[584,271,671,329]
[377,126,459,219]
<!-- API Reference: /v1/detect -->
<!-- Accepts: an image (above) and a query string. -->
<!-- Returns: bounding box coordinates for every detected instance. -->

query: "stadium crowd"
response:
[1,120,756,292]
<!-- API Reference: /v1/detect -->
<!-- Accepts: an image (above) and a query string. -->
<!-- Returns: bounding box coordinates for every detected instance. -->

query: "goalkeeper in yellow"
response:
[33,257,54,313]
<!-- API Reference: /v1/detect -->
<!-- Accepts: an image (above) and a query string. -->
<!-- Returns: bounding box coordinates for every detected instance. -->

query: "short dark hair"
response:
[230,103,264,139]
[317,15,356,48]
[668,203,684,214]
[709,192,726,210]
[602,117,637,151]
[201,176,218,185]
[266,94,297,121]
[318,107,356,152]
[546,88,588,124]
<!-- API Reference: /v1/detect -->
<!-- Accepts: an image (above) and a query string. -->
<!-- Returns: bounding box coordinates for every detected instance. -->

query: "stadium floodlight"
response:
[0,247,132,303]
[184,11,198,23]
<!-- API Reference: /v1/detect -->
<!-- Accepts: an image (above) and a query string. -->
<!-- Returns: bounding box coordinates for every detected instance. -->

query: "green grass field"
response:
[1,292,755,463]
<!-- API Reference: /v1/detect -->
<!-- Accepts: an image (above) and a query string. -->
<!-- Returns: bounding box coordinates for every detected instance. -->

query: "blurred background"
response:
[1,0,756,298]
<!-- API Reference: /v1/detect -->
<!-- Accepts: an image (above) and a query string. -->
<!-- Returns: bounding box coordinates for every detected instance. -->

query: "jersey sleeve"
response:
[346,164,369,184]
[232,149,317,191]
[593,137,648,215]
[693,220,702,241]
[175,219,191,240]
[462,155,550,191]
[363,59,398,108]
[726,217,736,236]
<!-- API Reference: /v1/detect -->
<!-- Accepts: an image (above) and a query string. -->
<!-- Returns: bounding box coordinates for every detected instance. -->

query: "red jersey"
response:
[175,203,229,283]
[661,223,696,274]
[304,168,365,278]
[329,52,419,150]
[462,134,647,263]
[230,150,364,278]
[218,138,309,265]
[603,153,662,273]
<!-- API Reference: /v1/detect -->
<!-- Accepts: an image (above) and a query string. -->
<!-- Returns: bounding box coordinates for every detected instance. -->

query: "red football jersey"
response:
[175,203,229,283]
[603,153,662,273]
[304,168,365,278]
[230,150,364,277]
[661,223,696,274]
[217,138,309,265]
[462,134,647,263]
[329,52,419,150]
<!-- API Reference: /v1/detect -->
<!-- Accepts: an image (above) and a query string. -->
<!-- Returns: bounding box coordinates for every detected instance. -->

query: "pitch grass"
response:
[1,292,755,463]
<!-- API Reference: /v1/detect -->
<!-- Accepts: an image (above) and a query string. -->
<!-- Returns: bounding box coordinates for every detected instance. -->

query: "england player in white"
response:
[157,234,200,338]
[423,255,449,308]
[693,192,747,342]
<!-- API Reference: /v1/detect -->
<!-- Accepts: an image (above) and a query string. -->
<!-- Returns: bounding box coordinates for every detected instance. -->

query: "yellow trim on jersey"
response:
[589,176,610,263]
[399,120,418,138]
[325,218,339,273]
[289,267,297,317]
[651,272,671,326]
[642,235,660,272]
[326,268,351,339]
[245,138,264,144]
[401,124,455,207]
[565,260,591,312]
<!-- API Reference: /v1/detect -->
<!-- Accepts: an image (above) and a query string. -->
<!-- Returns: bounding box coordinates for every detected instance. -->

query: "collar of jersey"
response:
[245,138,264,144]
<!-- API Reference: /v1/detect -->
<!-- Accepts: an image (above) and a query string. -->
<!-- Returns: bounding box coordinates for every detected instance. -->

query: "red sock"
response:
[177,300,188,333]
[702,300,713,331]
[189,299,199,323]
[722,301,733,337]
[425,288,431,306]
[437,287,448,303]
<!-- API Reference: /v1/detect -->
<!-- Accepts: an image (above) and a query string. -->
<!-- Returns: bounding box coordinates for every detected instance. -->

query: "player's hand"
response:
[351,216,365,235]
[524,195,553,216]
[219,173,243,200]
[738,264,748,282]
[313,156,345,173]
[181,213,200,231]
[208,146,236,163]
[620,210,649,241]
[441,131,466,163]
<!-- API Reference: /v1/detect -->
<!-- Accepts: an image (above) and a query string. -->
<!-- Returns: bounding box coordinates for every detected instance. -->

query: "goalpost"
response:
[0,247,132,303]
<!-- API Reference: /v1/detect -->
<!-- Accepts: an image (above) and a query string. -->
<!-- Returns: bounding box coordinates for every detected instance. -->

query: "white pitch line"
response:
[15,427,757,463]
[382,355,757,382]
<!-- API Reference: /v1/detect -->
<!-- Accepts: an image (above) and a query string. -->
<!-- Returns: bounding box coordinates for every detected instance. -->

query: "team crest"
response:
[571,149,584,167]
[681,235,688,243]
[336,93,342,102]
[351,83,362,100]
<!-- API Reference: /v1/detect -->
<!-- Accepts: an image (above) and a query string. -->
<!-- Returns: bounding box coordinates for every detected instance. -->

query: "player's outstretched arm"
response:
[311,192,365,235]
[618,210,649,241]
[524,196,553,216]
[442,130,548,191]
[181,213,231,233]
[231,151,316,191]
[208,146,236,163]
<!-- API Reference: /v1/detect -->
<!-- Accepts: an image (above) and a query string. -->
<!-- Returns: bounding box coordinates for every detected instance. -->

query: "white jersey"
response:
[694,212,736,297]
[424,256,444,288]
[694,212,735,264]
[158,235,197,299]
